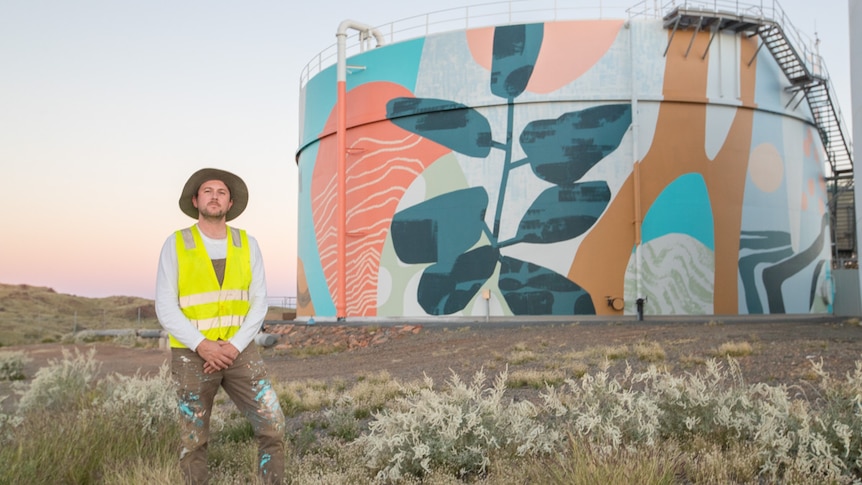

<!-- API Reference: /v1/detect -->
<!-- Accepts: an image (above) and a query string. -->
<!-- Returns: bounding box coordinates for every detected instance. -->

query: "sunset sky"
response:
[1,0,853,301]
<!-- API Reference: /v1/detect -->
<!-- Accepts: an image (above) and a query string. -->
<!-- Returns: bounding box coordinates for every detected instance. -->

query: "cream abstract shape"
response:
[624,233,715,315]
[748,143,784,193]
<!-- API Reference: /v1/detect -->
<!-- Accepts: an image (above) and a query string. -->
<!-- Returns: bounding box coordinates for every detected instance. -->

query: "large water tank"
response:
[295,3,833,318]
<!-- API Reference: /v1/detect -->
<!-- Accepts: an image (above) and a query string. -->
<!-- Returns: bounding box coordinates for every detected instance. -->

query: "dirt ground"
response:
[5,315,862,400]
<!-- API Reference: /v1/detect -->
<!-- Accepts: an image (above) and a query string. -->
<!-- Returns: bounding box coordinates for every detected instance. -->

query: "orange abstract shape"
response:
[466,20,624,94]
[311,82,450,317]
[571,28,759,314]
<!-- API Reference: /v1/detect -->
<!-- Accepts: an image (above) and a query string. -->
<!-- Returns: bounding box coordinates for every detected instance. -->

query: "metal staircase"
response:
[661,3,855,261]
[753,22,853,178]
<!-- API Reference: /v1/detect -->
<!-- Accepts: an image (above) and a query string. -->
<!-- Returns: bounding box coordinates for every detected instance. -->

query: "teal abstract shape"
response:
[762,214,829,313]
[514,181,610,244]
[387,97,493,157]
[738,231,793,312]
[391,187,489,268]
[301,38,425,149]
[298,144,335,315]
[491,23,543,99]
[521,105,632,186]
[417,245,500,315]
[642,173,714,250]
[499,256,595,315]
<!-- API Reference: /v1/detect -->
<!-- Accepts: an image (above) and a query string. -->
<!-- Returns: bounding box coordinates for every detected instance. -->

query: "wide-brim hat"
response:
[179,168,249,221]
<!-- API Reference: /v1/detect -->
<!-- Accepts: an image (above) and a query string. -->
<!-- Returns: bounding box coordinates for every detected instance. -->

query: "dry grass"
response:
[507,368,567,388]
[508,349,538,365]
[713,341,754,357]
[634,341,666,362]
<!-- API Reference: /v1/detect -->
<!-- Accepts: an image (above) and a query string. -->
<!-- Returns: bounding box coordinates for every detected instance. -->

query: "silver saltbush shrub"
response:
[14,348,176,433]
[0,351,30,381]
[358,357,862,483]
[357,367,558,482]
[540,358,862,483]
[0,396,23,444]
[101,363,177,434]
[17,348,101,412]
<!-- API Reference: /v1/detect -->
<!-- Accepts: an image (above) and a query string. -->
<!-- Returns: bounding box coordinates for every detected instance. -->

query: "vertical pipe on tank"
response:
[628,20,644,316]
[335,21,384,320]
[335,28,348,320]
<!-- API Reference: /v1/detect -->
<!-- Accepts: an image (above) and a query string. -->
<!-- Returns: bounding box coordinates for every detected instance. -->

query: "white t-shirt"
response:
[155,224,268,352]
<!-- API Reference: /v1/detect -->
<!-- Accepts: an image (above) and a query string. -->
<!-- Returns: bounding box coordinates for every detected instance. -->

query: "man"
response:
[155,167,285,484]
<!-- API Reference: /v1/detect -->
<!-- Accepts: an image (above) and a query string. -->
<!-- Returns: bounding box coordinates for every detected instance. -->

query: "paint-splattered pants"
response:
[171,345,285,485]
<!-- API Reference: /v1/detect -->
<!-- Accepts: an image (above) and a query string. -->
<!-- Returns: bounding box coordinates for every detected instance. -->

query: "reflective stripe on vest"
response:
[169,225,252,348]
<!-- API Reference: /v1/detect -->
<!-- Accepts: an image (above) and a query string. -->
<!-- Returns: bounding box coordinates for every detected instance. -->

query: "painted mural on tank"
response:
[295,18,833,318]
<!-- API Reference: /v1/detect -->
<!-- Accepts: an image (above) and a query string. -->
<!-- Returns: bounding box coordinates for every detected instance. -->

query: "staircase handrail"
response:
[632,0,852,175]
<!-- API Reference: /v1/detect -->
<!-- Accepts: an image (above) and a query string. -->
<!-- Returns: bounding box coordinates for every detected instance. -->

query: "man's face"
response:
[193,179,233,220]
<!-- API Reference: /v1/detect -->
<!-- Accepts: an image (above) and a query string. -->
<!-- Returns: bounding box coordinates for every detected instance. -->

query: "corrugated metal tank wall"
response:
[295,17,833,318]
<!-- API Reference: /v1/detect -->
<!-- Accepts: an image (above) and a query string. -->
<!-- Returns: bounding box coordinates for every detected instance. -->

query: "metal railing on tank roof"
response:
[299,0,638,88]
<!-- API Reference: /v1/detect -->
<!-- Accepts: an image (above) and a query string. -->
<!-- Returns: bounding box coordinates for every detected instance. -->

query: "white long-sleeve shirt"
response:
[155,224,268,352]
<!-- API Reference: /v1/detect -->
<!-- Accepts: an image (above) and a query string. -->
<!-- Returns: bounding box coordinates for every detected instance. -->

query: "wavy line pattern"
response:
[312,128,448,316]
[625,233,714,315]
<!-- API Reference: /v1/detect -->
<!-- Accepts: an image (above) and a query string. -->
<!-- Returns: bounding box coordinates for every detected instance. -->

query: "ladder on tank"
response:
[662,5,855,261]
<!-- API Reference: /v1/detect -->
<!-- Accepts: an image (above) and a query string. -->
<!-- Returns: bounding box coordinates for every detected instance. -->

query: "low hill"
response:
[0,283,294,347]
[0,283,160,347]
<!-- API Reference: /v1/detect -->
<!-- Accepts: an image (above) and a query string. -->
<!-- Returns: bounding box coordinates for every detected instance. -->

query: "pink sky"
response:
[3,163,298,300]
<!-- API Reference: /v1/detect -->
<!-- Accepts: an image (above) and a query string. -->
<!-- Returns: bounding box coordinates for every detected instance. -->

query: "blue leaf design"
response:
[521,104,631,185]
[381,24,623,317]
[499,256,595,315]
[514,182,610,244]
[491,24,543,99]
[417,245,500,315]
[387,97,493,157]
[391,187,489,266]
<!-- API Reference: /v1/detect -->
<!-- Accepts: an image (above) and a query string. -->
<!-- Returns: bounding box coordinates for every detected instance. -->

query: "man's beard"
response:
[199,204,228,220]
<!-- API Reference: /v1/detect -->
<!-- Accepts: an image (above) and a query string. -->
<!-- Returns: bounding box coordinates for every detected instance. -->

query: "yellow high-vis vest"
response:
[169,225,252,349]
